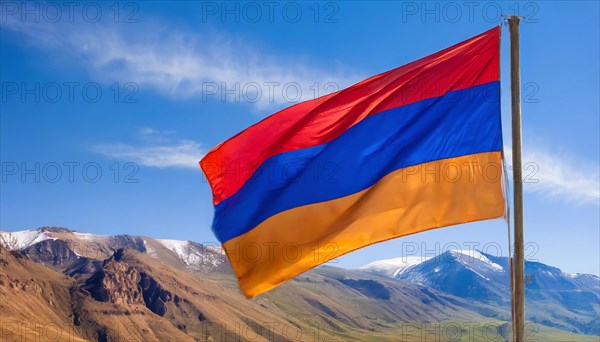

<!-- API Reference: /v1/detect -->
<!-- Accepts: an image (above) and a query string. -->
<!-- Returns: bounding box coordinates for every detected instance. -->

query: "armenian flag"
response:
[200,27,505,298]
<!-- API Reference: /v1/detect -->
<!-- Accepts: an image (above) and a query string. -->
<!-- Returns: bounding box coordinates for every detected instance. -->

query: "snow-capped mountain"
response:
[396,249,509,304]
[359,249,600,334]
[359,249,505,278]
[0,227,228,274]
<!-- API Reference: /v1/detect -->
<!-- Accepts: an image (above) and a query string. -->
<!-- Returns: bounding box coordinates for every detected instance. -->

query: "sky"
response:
[1,1,598,275]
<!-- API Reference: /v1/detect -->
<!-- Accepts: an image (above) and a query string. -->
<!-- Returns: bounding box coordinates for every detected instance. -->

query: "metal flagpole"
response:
[507,15,525,342]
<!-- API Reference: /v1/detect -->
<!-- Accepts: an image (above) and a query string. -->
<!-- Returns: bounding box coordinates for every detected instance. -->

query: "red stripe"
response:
[201,27,500,205]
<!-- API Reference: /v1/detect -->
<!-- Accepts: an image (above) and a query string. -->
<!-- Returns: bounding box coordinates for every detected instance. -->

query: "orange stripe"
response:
[223,152,505,298]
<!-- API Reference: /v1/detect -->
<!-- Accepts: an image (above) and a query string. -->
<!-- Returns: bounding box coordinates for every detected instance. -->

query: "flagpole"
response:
[507,15,525,342]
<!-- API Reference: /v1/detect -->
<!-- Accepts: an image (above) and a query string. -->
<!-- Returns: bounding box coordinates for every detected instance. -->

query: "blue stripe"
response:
[213,81,502,243]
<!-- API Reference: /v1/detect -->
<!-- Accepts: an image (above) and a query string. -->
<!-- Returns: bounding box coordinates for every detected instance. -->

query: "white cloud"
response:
[94,128,203,169]
[94,139,203,169]
[1,16,360,109]
[504,146,599,205]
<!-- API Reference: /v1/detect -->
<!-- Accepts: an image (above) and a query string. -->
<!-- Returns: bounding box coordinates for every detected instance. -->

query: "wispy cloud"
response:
[94,128,203,169]
[137,127,176,143]
[2,15,360,109]
[504,145,599,205]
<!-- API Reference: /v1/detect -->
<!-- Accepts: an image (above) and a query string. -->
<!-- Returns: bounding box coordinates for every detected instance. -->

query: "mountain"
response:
[362,250,509,305]
[1,227,598,341]
[0,227,229,275]
[360,249,600,335]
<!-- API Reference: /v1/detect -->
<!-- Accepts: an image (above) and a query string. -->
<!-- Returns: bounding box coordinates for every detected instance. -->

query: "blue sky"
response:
[1,1,598,275]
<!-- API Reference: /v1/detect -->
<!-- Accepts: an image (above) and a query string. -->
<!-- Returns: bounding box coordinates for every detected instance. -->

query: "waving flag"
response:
[200,27,504,298]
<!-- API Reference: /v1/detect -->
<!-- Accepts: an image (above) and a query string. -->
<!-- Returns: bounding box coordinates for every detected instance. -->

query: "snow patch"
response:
[449,249,504,272]
[0,229,51,250]
[156,239,189,257]
[463,264,491,281]
[359,256,430,277]
[143,239,158,258]
[73,232,108,241]
[155,239,224,270]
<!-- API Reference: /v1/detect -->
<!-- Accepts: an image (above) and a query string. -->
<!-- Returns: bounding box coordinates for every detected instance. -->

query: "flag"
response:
[200,27,504,298]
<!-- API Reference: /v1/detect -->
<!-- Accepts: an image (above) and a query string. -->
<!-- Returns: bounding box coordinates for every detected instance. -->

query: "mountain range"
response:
[0,227,598,341]
[360,249,600,335]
